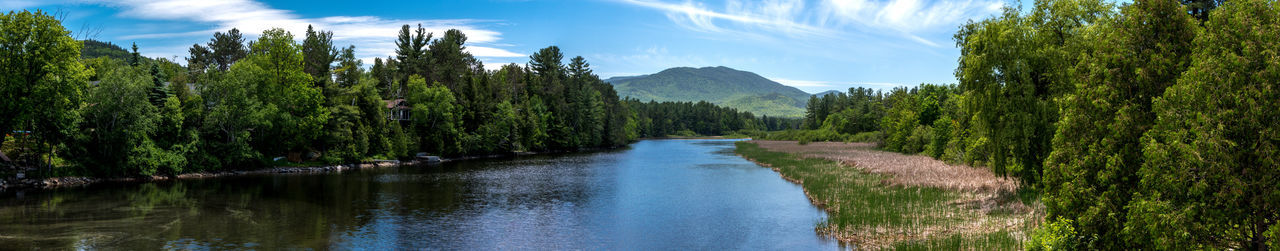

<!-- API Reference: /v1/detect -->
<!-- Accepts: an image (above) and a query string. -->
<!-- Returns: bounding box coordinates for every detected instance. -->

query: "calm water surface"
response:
[0,139,838,249]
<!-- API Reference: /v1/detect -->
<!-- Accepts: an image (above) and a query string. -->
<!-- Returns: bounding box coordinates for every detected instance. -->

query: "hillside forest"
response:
[779,0,1279,249]
[0,10,799,178]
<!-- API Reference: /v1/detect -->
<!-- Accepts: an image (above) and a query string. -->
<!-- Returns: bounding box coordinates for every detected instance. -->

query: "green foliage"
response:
[953,0,1113,186]
[806,87,884,134]
[407,76,459,155]
[0,10,90,169]
[624,99,778,138]
[244,28,329,155]
[70,67,187,176]
[208,28,247,71]
[301,25,336,88]
[1129,0,1280,248]
[1027,218,1078,250]
[199,68,267,169]
[1041,0,1199,248]
[878,85,955,155]
[748,129,880,143]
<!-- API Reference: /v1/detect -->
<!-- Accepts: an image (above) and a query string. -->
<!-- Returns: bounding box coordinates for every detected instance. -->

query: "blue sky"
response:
[6,0,1013,93]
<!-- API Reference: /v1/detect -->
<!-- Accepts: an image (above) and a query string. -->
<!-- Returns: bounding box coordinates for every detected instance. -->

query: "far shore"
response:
[1,145,628,192]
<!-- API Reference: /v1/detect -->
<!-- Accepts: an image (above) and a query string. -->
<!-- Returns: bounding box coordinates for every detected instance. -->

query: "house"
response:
[385,99,410,121]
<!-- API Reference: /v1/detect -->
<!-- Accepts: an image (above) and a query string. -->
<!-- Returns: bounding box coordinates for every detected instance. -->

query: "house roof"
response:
[384,99,409,109]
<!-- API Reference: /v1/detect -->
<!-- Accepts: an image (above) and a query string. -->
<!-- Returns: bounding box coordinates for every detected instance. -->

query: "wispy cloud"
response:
[617,0,1003,46]
[84,0,524,64]
[769,77,832,87]
[820,0,1003,32]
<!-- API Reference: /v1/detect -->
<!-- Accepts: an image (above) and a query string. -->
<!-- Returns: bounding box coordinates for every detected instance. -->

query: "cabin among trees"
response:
[385,99,410,121]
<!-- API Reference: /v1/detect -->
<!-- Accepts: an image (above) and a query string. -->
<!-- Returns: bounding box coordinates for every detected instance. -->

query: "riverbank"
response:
[735,140,1041,249]
[0,146,624,191]
[637,135,750,140]
[0,161,403,191]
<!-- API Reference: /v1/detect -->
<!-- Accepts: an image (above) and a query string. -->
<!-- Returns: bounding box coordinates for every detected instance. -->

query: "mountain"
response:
[605,66,811,117]
[81,40,133,60]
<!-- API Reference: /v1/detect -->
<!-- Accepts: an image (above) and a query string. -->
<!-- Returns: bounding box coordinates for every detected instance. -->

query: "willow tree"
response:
[1040,0,1199,248]
[1129,0,1280,249]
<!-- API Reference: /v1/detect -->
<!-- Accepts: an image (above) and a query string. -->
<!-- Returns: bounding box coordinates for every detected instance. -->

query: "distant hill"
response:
[605,66,811,117]
[81,40,133,60]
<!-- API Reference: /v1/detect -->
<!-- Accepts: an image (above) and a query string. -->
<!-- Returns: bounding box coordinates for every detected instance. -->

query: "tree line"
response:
[798,0,1275,249]
[0,10,784,178]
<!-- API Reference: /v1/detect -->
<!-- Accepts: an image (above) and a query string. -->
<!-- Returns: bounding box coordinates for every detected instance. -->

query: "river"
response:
[0,139,838,249]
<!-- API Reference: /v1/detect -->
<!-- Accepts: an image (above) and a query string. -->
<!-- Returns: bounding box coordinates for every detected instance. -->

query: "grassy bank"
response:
[735,141,1026,249]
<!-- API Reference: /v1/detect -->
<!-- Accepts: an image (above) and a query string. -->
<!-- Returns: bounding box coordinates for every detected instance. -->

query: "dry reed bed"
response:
[751,141,1017,195]
[743,140,1041,249]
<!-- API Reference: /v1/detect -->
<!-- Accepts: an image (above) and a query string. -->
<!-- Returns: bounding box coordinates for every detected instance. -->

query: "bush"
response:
[1028,218,1078,250]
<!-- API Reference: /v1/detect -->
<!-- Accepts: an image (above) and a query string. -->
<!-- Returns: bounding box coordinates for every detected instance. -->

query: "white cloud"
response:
[85,0,523,64]
[467,46,524,58]
[617,0,1003,46]
[769,77,832,87]
[822,0,1004,33]
[620,0,832,37]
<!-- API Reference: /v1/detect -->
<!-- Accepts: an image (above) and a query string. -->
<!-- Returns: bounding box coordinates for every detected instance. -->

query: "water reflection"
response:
[0,139,837,250]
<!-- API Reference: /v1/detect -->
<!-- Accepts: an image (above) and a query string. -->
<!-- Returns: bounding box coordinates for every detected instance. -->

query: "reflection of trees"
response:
[0,153,612,249]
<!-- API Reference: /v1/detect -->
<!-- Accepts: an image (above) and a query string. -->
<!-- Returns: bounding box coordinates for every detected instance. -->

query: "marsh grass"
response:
[736,141,1028,249]
[891,230,1022,250]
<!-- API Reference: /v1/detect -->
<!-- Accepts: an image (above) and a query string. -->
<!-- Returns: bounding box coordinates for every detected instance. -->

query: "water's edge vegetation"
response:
[771,0,1280,249]
[735,141,1029,249]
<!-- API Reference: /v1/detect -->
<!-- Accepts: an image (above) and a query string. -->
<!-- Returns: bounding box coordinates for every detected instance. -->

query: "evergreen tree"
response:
[186,44,213,76]
[1040,0,1199,248]
[1130,0,1280,248]
[148,63,170,107]
[129,42,141,67]
[394,24,430,96]
[209,28,247,71]
[302,25,336,88]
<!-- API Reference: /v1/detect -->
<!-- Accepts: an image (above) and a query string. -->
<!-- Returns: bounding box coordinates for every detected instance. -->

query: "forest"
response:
[0,10,793,178]
[790,0,1278,249]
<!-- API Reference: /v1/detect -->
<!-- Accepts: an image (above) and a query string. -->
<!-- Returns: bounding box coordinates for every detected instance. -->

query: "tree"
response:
[528,46,564,96]
[72,67,183,176]
[1040,0,1199,248]
[302,25,336,88]
[199,69,267,168]
[954,0,1111,186]
[1129,0,1280,249]
[407,76,459,155]
[1182,0,1223,21]
[0,10,90,167]
[244,28,328,157]
[130,42,141,67]
[209,28,247,71]
[186,43,213,76]
[333,46,361,88]
[429,29,474,91]
[148,63,170,107]
[394,24,430,96]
